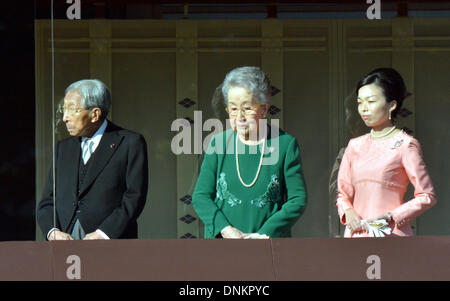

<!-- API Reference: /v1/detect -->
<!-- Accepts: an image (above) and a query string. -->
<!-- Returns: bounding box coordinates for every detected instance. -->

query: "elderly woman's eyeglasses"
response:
[60,106,89,116]
[225,104,261,116]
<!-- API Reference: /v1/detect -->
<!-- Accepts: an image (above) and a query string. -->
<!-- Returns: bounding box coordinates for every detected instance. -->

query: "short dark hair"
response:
[356,68,411,119]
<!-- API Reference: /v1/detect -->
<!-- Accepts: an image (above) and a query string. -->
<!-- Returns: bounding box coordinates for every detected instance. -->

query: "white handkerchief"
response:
[361,219,392,237]
[243,233,270,239]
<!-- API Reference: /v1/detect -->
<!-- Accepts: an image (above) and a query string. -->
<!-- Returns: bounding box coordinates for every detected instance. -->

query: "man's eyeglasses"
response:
[225,104,261,116]
[60,107,89,116]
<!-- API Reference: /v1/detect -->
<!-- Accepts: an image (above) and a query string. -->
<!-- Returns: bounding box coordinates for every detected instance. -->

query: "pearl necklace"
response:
[235,134,266,188]
[370,126,396,138]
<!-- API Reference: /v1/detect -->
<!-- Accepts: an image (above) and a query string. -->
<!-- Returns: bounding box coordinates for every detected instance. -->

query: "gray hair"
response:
[65,79,111,119]
[221,66,271,105]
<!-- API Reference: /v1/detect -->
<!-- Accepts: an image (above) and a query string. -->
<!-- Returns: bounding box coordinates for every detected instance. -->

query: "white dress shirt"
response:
[81,119,108,163]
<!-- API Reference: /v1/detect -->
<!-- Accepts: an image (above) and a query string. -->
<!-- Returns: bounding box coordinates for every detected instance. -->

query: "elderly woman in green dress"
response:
[192,66,307,239]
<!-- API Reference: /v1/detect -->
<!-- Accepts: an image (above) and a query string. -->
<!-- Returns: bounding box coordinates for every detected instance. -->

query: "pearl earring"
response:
[389,110,392,120]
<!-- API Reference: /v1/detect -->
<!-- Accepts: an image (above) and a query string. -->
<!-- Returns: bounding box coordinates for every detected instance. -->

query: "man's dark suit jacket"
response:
[37,121,148,239]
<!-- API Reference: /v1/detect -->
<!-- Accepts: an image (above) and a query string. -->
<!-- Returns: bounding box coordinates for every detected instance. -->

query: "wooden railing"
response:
[1,236,449,281]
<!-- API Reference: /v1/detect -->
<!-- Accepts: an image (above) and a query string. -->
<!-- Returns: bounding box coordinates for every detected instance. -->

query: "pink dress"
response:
[336,130,437,238]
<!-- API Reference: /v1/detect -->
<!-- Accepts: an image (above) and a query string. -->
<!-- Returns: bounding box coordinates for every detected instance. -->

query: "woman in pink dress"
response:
[336,68,437,238]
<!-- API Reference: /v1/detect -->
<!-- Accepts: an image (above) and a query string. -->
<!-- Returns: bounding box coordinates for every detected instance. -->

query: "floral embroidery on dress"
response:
[251,175,281,208]
[216,173,281,208]
[216,173,241,207]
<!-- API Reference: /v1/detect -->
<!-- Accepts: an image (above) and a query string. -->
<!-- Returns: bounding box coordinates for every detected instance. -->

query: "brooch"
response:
[391,139,404,150]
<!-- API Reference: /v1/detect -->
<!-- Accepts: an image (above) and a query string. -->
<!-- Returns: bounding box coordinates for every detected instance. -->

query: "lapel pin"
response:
[110,144,115,149]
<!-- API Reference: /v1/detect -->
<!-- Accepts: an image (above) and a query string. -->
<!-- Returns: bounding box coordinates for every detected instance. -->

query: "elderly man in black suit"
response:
[37,79,148,240]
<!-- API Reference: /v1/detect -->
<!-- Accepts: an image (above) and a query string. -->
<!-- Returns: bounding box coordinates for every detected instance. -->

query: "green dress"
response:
[192,127,307,238]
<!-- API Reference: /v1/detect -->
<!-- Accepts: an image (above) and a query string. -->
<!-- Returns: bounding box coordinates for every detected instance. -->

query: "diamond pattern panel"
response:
[179,195,192,205]
[268,105,281,116]
[180,233,197,239]
[270,85,281,97]
[178,98,196,109]
[180,214,197,224]
[397,108,413,118]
